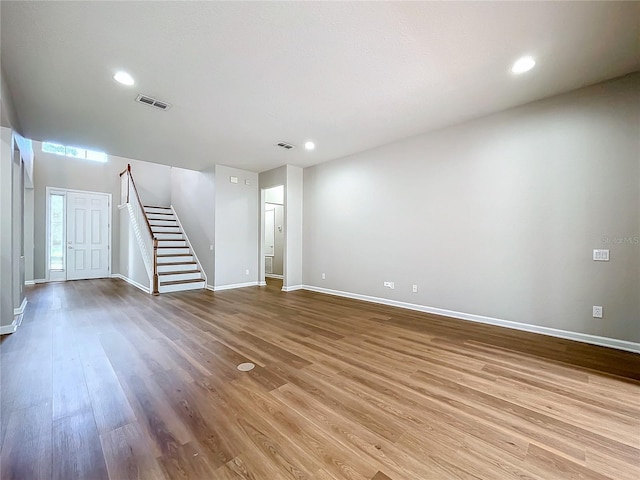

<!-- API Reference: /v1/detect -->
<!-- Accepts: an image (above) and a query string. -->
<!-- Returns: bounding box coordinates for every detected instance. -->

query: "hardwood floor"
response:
[1,278,638,480]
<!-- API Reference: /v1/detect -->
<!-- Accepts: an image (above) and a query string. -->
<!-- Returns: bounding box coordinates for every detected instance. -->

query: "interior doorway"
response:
[260,185,285,287]
[46,187,111,282]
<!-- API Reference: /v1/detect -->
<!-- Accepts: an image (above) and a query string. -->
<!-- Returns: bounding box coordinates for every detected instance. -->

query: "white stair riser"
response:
[144,207,172,214]
[157,255,194,263]
[158,247,190,255]
[152,226,180,233]
[154,233,184,240]
[157,240,187,248]
[160,272,202,282]
[159,281,206,293]
[150,220,178,227]
[157,263,196,273]
[147,213,175,221]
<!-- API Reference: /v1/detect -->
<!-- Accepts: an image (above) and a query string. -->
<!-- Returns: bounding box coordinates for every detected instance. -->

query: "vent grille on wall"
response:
[276,142,296,150]
[135,94,171,111]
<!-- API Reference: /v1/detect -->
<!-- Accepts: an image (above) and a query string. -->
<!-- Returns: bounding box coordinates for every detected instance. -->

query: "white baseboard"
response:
[13,297,27,315]
[25,280,35,286]
[282,284,304,292]
[301,285,640,354]
[111,274,151,294]
[211,281,259,292]
[258,281,267,287]
[34,279,47,284]
[0,311,23,335]
[0,322,18,335]
[266,274,284,279]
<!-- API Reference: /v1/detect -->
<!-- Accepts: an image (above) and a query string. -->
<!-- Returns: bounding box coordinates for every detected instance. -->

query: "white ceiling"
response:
[1,1,638,173]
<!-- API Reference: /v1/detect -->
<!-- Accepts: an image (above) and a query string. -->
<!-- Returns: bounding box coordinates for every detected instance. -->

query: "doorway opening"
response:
[46,187,111,282]
[260,185,284,288]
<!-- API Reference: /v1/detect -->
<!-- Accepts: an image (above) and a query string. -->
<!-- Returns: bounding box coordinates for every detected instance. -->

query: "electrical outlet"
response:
[593,306,603,318]
[412,284,418,293]
[321,273,326,280]
[383,281,395,289]
[245,269,250,275]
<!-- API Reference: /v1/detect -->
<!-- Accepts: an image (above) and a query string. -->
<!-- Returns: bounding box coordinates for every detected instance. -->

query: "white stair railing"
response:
[119,164,159,295]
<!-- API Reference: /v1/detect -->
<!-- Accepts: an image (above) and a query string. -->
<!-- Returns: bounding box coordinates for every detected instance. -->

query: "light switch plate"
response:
[593,249,609,261]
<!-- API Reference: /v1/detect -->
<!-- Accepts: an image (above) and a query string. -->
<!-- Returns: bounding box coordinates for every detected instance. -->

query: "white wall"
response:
[118,205,152,291]
[170,166,215,287]
[0,127,14,329]
[24,188,34,282]
[214,165,258,288]
[303,74,640,343]
[32,141,172,280]
[285,165,303,289]
[0,64,21,131]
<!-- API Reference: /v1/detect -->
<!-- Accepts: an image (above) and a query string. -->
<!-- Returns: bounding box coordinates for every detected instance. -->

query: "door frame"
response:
[259,185,286,286]
[45,186,112,282]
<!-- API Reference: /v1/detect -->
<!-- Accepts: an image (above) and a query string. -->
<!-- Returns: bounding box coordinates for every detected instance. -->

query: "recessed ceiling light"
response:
[304,141,315,150]
[113,71,135,86]
[510,56,536,75]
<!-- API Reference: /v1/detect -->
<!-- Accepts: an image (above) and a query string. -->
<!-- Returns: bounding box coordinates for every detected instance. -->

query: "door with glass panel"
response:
[48,188,110,281]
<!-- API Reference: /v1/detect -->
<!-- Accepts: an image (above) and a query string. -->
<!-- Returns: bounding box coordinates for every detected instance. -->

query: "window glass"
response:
[65,146,86,159]
[50,194,64,270]
[42,142,66,155]
[42,142,107,163]
[85,149,107,162]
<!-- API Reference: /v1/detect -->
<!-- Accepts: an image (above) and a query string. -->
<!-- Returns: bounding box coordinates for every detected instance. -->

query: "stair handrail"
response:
[119,164,160,295]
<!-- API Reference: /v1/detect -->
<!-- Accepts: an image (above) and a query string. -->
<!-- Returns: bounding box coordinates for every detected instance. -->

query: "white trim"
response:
[258,281,267,287]
[266,274,283,279]
[300,285,640,354]
[0,320,18,335]
[25,280,35,286]
[13,297,27,315]
[34,278,47,284]
[212,281,259,292]
[111,274,151,294]
[0,311,24,335]
[282,284,303,292]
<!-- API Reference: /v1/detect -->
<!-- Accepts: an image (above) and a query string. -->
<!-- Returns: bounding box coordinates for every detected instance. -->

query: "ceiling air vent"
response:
[276,142,296,150]
[135,94,171,111]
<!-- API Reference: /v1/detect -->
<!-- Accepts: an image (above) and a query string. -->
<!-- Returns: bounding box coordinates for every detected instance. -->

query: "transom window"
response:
[42,142,107,163]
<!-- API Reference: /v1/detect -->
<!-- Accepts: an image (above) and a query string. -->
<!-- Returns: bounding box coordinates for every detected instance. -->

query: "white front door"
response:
[66,191,110,280]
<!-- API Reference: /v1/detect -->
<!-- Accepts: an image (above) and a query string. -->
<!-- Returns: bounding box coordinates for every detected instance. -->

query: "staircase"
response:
[145,206,206,293]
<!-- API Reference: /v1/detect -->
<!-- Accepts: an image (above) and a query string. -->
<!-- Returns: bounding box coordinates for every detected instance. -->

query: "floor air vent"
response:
[276,142,296,150]
[135,94,171,111]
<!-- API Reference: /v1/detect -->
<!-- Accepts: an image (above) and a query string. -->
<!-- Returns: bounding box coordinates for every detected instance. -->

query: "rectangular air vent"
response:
[276,142,296,150]
[135,94,171,111]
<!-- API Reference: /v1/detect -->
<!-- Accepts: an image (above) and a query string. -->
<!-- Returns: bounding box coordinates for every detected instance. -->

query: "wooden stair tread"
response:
[144,205,172,209]
[150,221,178,224]
[160,278,204,286]
[158,270,200,276]
[159,261,197,266]
[157,246,188,249]
[157,253,192,257]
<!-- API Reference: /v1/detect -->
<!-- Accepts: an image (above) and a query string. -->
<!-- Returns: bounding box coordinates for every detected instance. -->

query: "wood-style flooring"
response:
[0,278,638,480]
